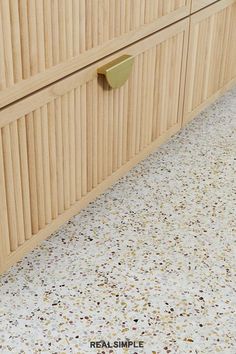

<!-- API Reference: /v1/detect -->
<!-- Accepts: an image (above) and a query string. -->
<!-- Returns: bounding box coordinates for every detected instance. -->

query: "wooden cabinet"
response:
[191,0,219,12]
[0,19,189,273]
[0,0,191,108]
[184,0,236,124]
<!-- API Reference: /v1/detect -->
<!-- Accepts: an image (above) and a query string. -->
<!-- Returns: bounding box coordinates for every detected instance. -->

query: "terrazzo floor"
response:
[0,86,236,354]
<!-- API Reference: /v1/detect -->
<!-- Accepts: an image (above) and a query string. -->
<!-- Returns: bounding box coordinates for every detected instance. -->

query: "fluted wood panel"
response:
[0,0,191,108]
[0,19,188,273]
[191,0,219,12]
[184,0,236,123]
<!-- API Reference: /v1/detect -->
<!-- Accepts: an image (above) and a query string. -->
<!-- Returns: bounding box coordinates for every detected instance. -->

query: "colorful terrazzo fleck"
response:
[0,86,236,353]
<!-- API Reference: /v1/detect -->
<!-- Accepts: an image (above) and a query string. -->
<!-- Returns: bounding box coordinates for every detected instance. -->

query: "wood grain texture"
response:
[0,132,10,270]
[184,0,236,124]
[191,0,218,13]
[0,0,191,108]
[0,18,189,273]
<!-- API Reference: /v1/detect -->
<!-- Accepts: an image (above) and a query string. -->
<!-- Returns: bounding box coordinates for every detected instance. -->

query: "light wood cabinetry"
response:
[0,0,191,108]
[184,0,236,124]
[0,19,189,273]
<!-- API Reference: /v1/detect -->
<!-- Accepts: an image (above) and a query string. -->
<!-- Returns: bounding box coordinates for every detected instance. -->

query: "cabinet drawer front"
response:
[0,0,191,108]
[184,0,236,123]
[191,0,219,12]
[0,19,189,273]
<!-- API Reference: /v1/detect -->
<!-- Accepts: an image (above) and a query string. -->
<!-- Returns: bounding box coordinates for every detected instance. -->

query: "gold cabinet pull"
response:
[97,55,134,89]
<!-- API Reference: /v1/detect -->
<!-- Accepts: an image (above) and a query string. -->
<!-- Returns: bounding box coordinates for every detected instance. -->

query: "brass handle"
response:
[97,55,134,89]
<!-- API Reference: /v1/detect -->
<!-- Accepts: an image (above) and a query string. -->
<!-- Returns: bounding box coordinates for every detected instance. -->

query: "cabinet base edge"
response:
[183,77,236,126]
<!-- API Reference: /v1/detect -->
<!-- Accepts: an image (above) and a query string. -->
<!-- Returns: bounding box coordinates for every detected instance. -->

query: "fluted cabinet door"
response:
[0,0,191,108]
[0,18,189,273]
[184,0,236,124]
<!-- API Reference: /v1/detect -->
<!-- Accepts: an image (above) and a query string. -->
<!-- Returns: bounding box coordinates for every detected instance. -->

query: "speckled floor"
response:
[0,86,236,354]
